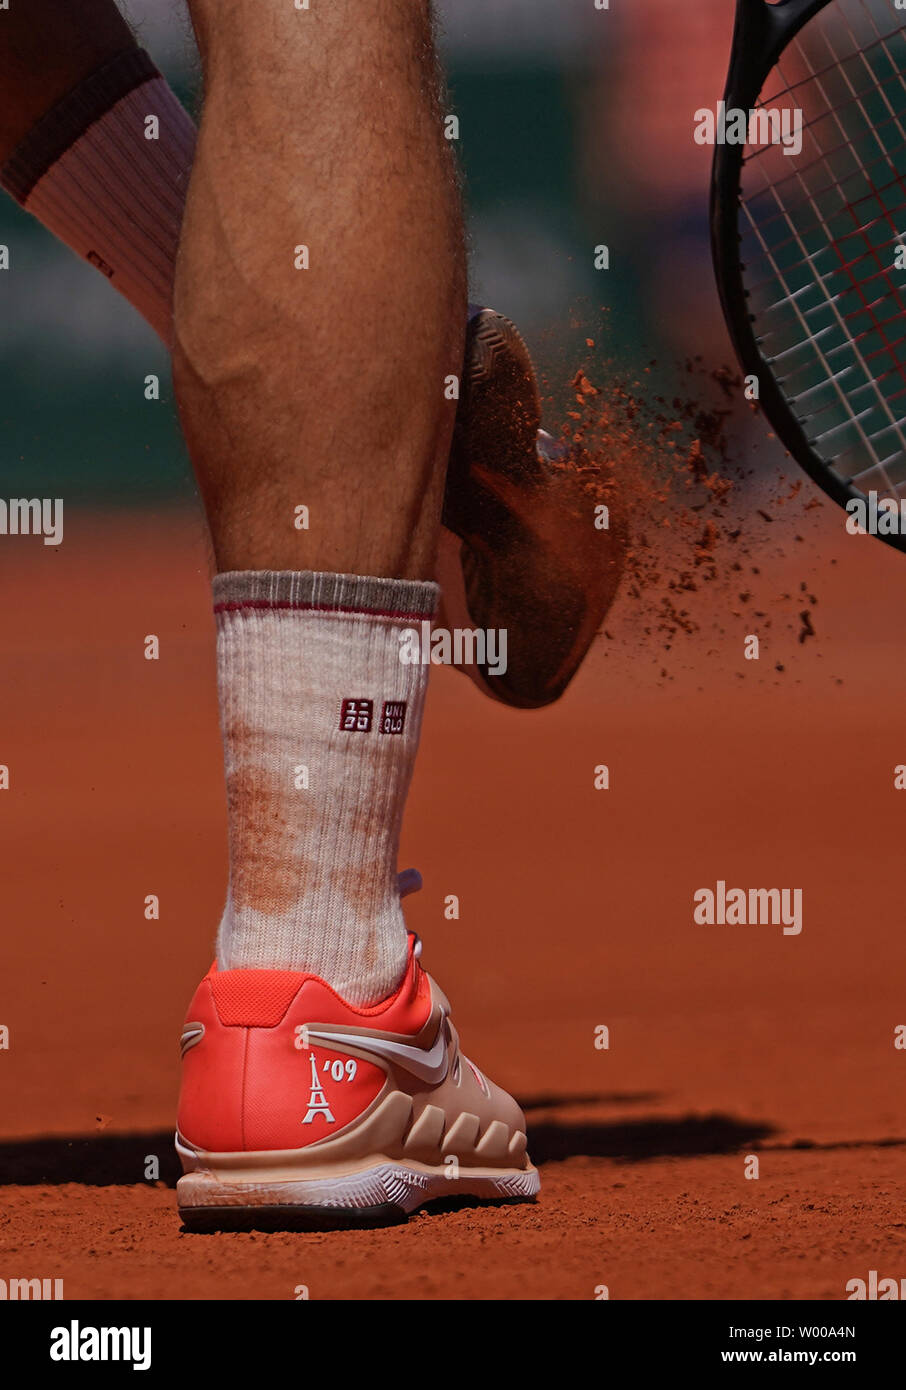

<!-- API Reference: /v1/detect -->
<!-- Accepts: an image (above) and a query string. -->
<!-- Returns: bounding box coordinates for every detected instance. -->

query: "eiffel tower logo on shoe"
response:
[302,1051,335,1126]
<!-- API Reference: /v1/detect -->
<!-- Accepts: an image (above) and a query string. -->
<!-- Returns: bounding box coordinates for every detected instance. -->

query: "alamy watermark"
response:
[0,498,63,546]
[396,621,507,678]
[50,1321,151,1370]
[693,880,802,935]
[846,1269,905,1299]
[694,101,803,157]
[845,491,906,536]
[0,1275,63,1299]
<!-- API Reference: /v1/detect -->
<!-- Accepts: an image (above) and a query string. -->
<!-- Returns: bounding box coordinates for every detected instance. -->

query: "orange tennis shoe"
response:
[175,933,539,1230]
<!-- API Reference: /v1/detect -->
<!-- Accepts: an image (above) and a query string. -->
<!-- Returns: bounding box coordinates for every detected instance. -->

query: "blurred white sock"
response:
[1,49,195,344]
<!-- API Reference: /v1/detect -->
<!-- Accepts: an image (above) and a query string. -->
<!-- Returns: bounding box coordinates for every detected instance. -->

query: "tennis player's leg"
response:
[175,0,460,579]
[171,0,538,1225]
[0,0,624,709]
[175,0,460,991]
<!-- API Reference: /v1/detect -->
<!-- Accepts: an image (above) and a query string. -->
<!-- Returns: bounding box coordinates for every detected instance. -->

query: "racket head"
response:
[711,0,906,547]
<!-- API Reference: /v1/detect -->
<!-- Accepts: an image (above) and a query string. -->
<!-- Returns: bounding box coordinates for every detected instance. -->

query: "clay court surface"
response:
[1,507,904,1300]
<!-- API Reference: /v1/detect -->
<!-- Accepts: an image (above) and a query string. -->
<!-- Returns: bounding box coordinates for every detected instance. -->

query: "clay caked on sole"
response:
[442,308,625,708]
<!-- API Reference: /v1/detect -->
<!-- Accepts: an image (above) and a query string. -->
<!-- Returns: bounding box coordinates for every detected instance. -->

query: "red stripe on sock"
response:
[213,599,433,621]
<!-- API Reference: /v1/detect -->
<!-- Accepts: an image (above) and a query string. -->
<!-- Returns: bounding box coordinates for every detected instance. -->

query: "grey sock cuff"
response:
[213,570,439,620]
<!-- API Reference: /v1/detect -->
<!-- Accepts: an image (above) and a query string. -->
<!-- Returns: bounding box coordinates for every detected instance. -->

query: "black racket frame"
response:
[709,0,906,549]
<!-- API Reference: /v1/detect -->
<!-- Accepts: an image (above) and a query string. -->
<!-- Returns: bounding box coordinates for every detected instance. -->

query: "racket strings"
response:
[745,183,906,301]
[759,27,895,113]
[744,109,906,229]
[742,104,906,286]
[738,0,906,489]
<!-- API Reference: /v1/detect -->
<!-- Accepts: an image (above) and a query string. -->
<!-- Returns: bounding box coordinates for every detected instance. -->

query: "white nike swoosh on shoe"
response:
[180,1023,205,1057]
[304,1015,450,1085]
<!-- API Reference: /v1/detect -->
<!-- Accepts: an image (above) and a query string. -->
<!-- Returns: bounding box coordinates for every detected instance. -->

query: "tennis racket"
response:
[711,0,906,546]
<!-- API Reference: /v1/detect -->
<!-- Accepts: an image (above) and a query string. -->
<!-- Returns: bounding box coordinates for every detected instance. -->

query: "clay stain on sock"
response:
[226,758,307,916]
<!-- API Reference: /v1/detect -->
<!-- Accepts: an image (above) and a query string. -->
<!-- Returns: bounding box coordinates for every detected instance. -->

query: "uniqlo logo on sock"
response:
[339,698,373,732]
[87,250,114,279]
[380,701,407,735]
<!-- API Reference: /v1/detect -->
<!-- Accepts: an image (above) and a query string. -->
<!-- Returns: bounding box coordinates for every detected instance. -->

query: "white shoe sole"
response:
[176,1134,540,1231]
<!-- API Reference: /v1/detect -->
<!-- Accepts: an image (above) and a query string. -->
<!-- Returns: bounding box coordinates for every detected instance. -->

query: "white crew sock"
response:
[0,49,195,344]
[214,569,437,1005]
